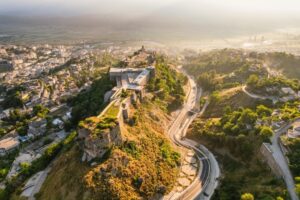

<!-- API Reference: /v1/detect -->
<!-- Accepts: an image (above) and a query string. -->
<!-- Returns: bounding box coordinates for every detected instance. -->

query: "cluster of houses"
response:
[0,137,20,156]
[0,45,71,82]
[288,121,300,138]
[0,44,159,193]
[6,129,68,179]
[255,107,300,137]
[0,45,80,159]
[280,87,300,102]
[0,45,98,131]
[0,106,72,158]
[0,44,124,160]
[261,86,300,103]
[0,60,13,73]
[255,109,285,130]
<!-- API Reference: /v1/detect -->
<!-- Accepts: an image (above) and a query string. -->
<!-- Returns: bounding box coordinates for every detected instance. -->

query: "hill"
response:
[203,87,264,118]
[33,54,185,200]
[35,97,180,200]
[260,52,300,80]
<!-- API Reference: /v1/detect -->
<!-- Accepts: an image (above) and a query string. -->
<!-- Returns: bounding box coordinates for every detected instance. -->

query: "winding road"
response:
[270,120,300,200]
[166,69,220,200]
[243,84,299,200]
[242,85,268,100]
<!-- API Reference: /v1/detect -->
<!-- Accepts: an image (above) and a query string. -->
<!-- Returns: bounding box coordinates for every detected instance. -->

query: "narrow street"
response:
[243,81,299,200]
[270,120,300,200]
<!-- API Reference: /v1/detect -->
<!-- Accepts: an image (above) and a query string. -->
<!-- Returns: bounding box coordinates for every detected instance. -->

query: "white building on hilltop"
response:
[109,66,155,91]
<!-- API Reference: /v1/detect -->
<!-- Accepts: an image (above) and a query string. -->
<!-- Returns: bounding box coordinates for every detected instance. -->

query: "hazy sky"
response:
[1,0,300,42]
[1,0,300,17]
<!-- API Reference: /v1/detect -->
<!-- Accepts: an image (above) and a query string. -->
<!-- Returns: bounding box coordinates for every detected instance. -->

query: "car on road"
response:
[203,192,209,197]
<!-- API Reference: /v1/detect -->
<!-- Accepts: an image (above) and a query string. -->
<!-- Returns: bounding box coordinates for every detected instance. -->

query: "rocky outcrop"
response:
[80,124,123,162]
[78,100,125,162]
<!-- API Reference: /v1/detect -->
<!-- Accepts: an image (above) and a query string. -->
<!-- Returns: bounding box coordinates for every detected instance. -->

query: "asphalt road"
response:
[167,70,220,200]
[270,120,300,200]
[242,85,268,100]
[243,83,299,200]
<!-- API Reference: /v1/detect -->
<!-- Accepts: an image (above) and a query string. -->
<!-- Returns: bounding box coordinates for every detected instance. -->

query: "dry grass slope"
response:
[84,99,180,199]
[36,99,180,200]
[203,88,259,118]
[35,146,90,200]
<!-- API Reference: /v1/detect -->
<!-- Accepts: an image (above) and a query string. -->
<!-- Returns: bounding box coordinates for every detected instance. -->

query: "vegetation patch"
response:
[35,145,90,200]
[69,73,115,125]
[84,100,180,199]
[260,52,300,80]
[203,89,263,118]
[147,55,186,112]
[187,99,290,199]
[247,75,300,96]
[1,131,78,200]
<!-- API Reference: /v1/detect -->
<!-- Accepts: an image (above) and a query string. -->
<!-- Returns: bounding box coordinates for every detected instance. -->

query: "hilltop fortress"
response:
[78,48,156,162]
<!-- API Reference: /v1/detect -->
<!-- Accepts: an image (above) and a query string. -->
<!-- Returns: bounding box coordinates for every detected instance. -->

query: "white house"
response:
[0,137,20,156]
[288,121,300,138]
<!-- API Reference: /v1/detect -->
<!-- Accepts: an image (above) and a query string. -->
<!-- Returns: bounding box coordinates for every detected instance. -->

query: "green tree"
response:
[0,128,6,137]
[33,104,50,118]
[256,105,272,117]
[20,162,31,176]
[210,91,221,103]
[241,193,254,200]
[238,109,257,125]
[259,126,273,140]
[197,71,218,91]
[224,106,232,115]
[247,74,259,88]
[295,177,300,183]
[0,168,8,180]
[296,184,300,197]
[15,120,29,136]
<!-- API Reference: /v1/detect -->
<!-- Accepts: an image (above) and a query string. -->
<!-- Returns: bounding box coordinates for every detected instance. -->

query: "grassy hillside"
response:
[185,50,300,83]
[35,146,89,200]
[261,52,300,80]
[36,99,180,200]
[147,55,187,112]
[184,49,249,75]
[187,107,288,200]
[203,87,267,118]
[35,54,185,200]
[84,99,180,199]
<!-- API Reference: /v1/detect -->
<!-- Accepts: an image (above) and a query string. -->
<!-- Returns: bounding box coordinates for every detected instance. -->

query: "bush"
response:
[70,73,114,125]
[160,142,181,167]
[256,105,272,117]
[33,104,49,118]
[0,129,6,137]
[197,71,218,91]
[123,141,140,158]
[43,138,53,146]
[0,168,8,180]
[259,126,273,141]
[147,56,186,110]
[241,193,254,200]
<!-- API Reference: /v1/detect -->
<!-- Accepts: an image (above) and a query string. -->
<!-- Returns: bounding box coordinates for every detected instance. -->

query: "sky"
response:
[1,0,300,42]
[1,0,300,17]
[0,0,180,16]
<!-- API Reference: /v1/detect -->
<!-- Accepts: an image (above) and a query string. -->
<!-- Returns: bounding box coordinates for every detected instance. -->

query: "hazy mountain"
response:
[1,0,300,43]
